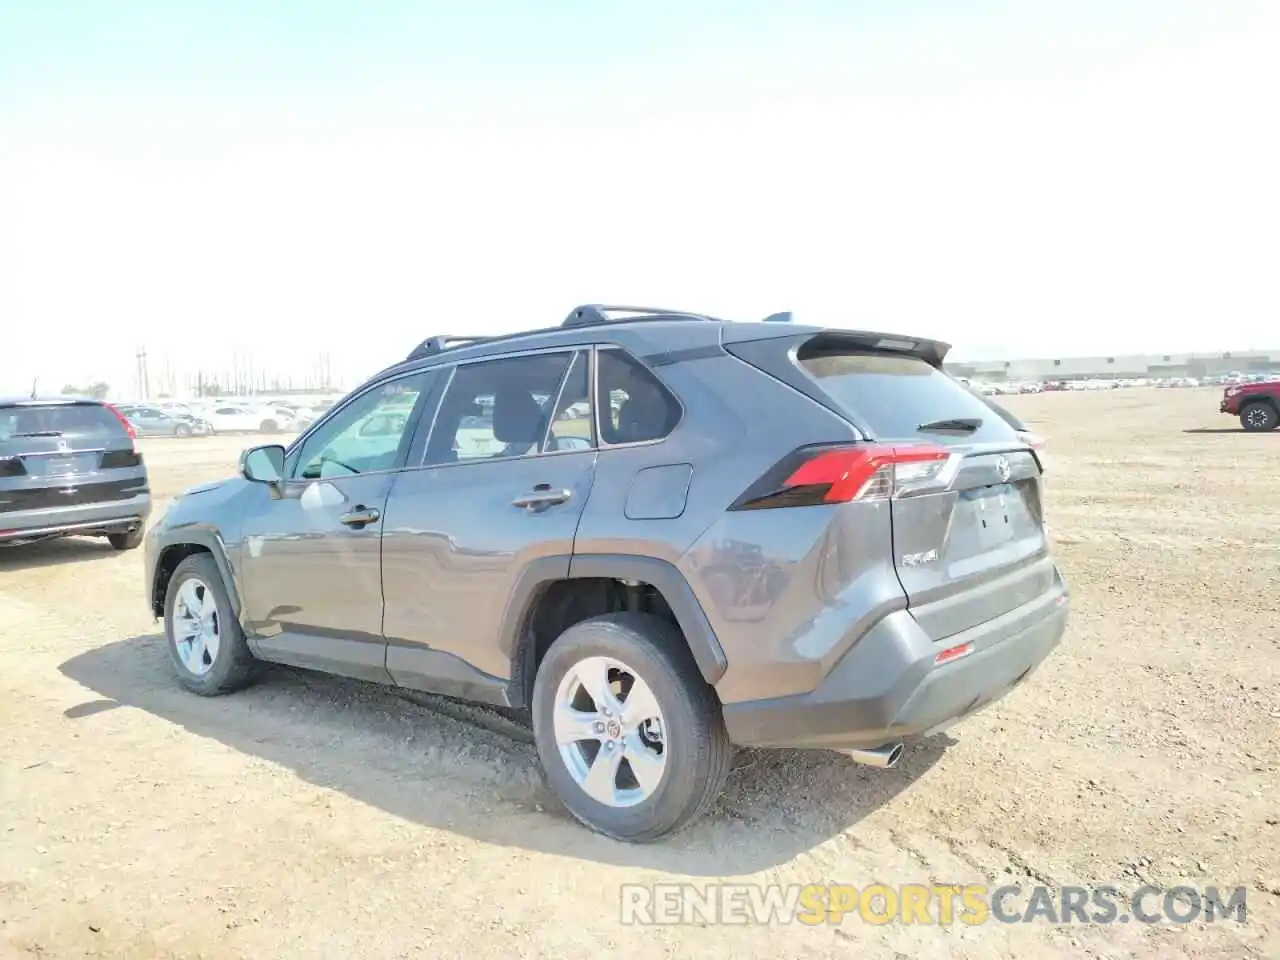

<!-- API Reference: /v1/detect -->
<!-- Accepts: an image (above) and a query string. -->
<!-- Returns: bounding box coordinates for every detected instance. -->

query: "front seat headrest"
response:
[492,387,547,447]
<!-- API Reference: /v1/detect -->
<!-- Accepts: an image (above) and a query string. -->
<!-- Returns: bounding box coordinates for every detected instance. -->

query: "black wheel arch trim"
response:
[500,553,728,705]
[1239,395,1278,411]
[151,526,242,620]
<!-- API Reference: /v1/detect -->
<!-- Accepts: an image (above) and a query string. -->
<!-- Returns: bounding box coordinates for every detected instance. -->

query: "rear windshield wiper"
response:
[9,430,64,438]
[917,417,983,432]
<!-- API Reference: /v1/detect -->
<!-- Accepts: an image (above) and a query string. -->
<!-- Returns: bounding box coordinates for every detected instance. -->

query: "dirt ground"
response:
[1,387,1276,959]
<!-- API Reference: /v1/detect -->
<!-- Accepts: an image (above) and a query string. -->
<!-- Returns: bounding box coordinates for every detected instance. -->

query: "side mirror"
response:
[241,444,286,484]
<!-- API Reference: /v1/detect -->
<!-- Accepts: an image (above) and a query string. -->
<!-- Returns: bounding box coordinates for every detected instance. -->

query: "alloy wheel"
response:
[553,656,667,808]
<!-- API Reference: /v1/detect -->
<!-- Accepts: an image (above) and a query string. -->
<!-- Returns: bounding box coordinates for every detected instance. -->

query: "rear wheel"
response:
[164,554,259,695]
[107,528,144,550]
[174,422,192,437]
[260,419,279,433]
[531,613,732,842]
[1240,402,1278,432]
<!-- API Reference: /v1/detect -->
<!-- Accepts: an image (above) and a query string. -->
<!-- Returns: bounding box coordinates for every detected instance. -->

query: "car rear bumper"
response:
[721,586,1068,752]
[0,494,151,542]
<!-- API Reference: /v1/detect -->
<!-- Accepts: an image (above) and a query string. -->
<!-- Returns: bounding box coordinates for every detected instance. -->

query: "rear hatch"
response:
[727,330,1057,642]
[0,401,146,514]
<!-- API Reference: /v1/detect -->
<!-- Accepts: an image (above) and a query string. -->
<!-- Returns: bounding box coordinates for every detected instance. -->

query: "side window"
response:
[544,352,593,453]
[424,352,573,466]
[292,373,430,480]
[596,348,681,445]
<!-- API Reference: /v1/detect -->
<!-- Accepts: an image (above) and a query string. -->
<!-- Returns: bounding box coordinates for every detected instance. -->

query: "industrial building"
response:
[945,349,1280,382]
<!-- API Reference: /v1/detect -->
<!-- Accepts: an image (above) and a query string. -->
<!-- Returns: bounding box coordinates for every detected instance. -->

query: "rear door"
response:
[380,349,597,694]
[789,345,1056,641]
[0,401,144,517]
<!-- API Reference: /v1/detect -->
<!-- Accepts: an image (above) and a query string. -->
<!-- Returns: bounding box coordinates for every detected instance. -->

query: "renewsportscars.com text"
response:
[620,883,1248,927]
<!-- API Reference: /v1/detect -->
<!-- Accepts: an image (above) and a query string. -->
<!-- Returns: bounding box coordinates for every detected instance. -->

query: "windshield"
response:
[796,348,1022,443]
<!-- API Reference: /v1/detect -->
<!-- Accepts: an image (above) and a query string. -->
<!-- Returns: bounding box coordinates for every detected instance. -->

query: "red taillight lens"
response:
[102,403,137,450]
[1016,431,1047,473]
[730,443,955,511]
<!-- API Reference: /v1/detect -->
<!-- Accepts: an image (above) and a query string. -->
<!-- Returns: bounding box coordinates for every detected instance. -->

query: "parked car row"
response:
[115,404,212,438]
[110,397,341,436]
[961,371,1280,395]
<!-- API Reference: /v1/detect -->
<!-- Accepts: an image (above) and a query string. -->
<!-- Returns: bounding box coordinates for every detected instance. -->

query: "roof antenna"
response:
[762,311,793,323]
[30,377,38,399]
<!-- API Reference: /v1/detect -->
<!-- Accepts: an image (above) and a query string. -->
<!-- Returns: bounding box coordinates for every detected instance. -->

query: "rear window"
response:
[0,403,127,444]
[796,349,1022,443]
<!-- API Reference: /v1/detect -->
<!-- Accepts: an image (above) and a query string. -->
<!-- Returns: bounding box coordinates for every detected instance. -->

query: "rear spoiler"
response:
[720,324,951,367]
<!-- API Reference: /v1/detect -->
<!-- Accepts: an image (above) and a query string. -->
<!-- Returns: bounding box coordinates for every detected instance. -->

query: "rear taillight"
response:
[102,403,137,451]
[730,443,957,511]
[100,449,143,469]
[1017,431,1047,472]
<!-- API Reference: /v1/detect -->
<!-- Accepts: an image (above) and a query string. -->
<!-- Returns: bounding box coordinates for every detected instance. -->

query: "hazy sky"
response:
[2,1,1278,395]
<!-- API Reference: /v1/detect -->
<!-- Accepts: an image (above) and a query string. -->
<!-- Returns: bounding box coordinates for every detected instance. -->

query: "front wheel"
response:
[260,419,279,433]
[174,422,192,437]
[164,554,260,695]
[1240,402,1278,432]
[531,613,733,842]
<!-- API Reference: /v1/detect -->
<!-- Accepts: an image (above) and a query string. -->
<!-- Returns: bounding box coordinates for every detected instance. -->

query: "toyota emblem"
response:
[995,456,1012,483]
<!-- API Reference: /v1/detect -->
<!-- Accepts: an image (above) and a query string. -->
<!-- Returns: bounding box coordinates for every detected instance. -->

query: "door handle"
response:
[340,506,381,528]
[511,487,572,510]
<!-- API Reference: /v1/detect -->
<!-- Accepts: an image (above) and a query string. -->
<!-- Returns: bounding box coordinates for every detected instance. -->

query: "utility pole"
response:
[136,347,150,400]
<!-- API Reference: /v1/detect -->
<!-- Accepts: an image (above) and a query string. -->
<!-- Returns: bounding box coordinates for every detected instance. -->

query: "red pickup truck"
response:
[1221,380,1280,431]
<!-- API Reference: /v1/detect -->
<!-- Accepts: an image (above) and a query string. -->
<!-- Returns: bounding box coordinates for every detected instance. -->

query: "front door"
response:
[238,370,436,682]
[381,350,596,701]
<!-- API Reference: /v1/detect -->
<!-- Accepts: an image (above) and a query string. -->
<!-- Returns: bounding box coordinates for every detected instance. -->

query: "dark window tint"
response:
[596,349,681,445]
[795,345,1020,443]
[425,353,572,466]
[0,403,128,447]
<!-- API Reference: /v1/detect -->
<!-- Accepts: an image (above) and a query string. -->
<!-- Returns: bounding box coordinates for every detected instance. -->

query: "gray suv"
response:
[1,396,151,549]
[143,306,1068,841]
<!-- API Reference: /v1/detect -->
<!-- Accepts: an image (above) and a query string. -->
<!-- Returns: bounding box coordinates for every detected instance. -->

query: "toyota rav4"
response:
[143,305,1069,841]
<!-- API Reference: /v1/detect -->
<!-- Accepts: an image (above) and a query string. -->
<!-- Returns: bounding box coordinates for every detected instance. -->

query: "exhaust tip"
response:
[847,742,905,769]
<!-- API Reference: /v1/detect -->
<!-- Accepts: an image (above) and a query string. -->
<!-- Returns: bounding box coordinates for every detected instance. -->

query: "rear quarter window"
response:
[796,348,1021,443]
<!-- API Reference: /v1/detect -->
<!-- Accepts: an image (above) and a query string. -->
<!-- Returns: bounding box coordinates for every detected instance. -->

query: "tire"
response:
[163,553,259,696]
[260,419,279,433]
[174,422,191,437]
[531,612,733,842]
[107,528,144,551]
[1240,401,1278,432]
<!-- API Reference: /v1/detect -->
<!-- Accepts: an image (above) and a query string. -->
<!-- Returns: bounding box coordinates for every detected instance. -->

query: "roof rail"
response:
[561,304,724,328]
[405,334,497,361]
